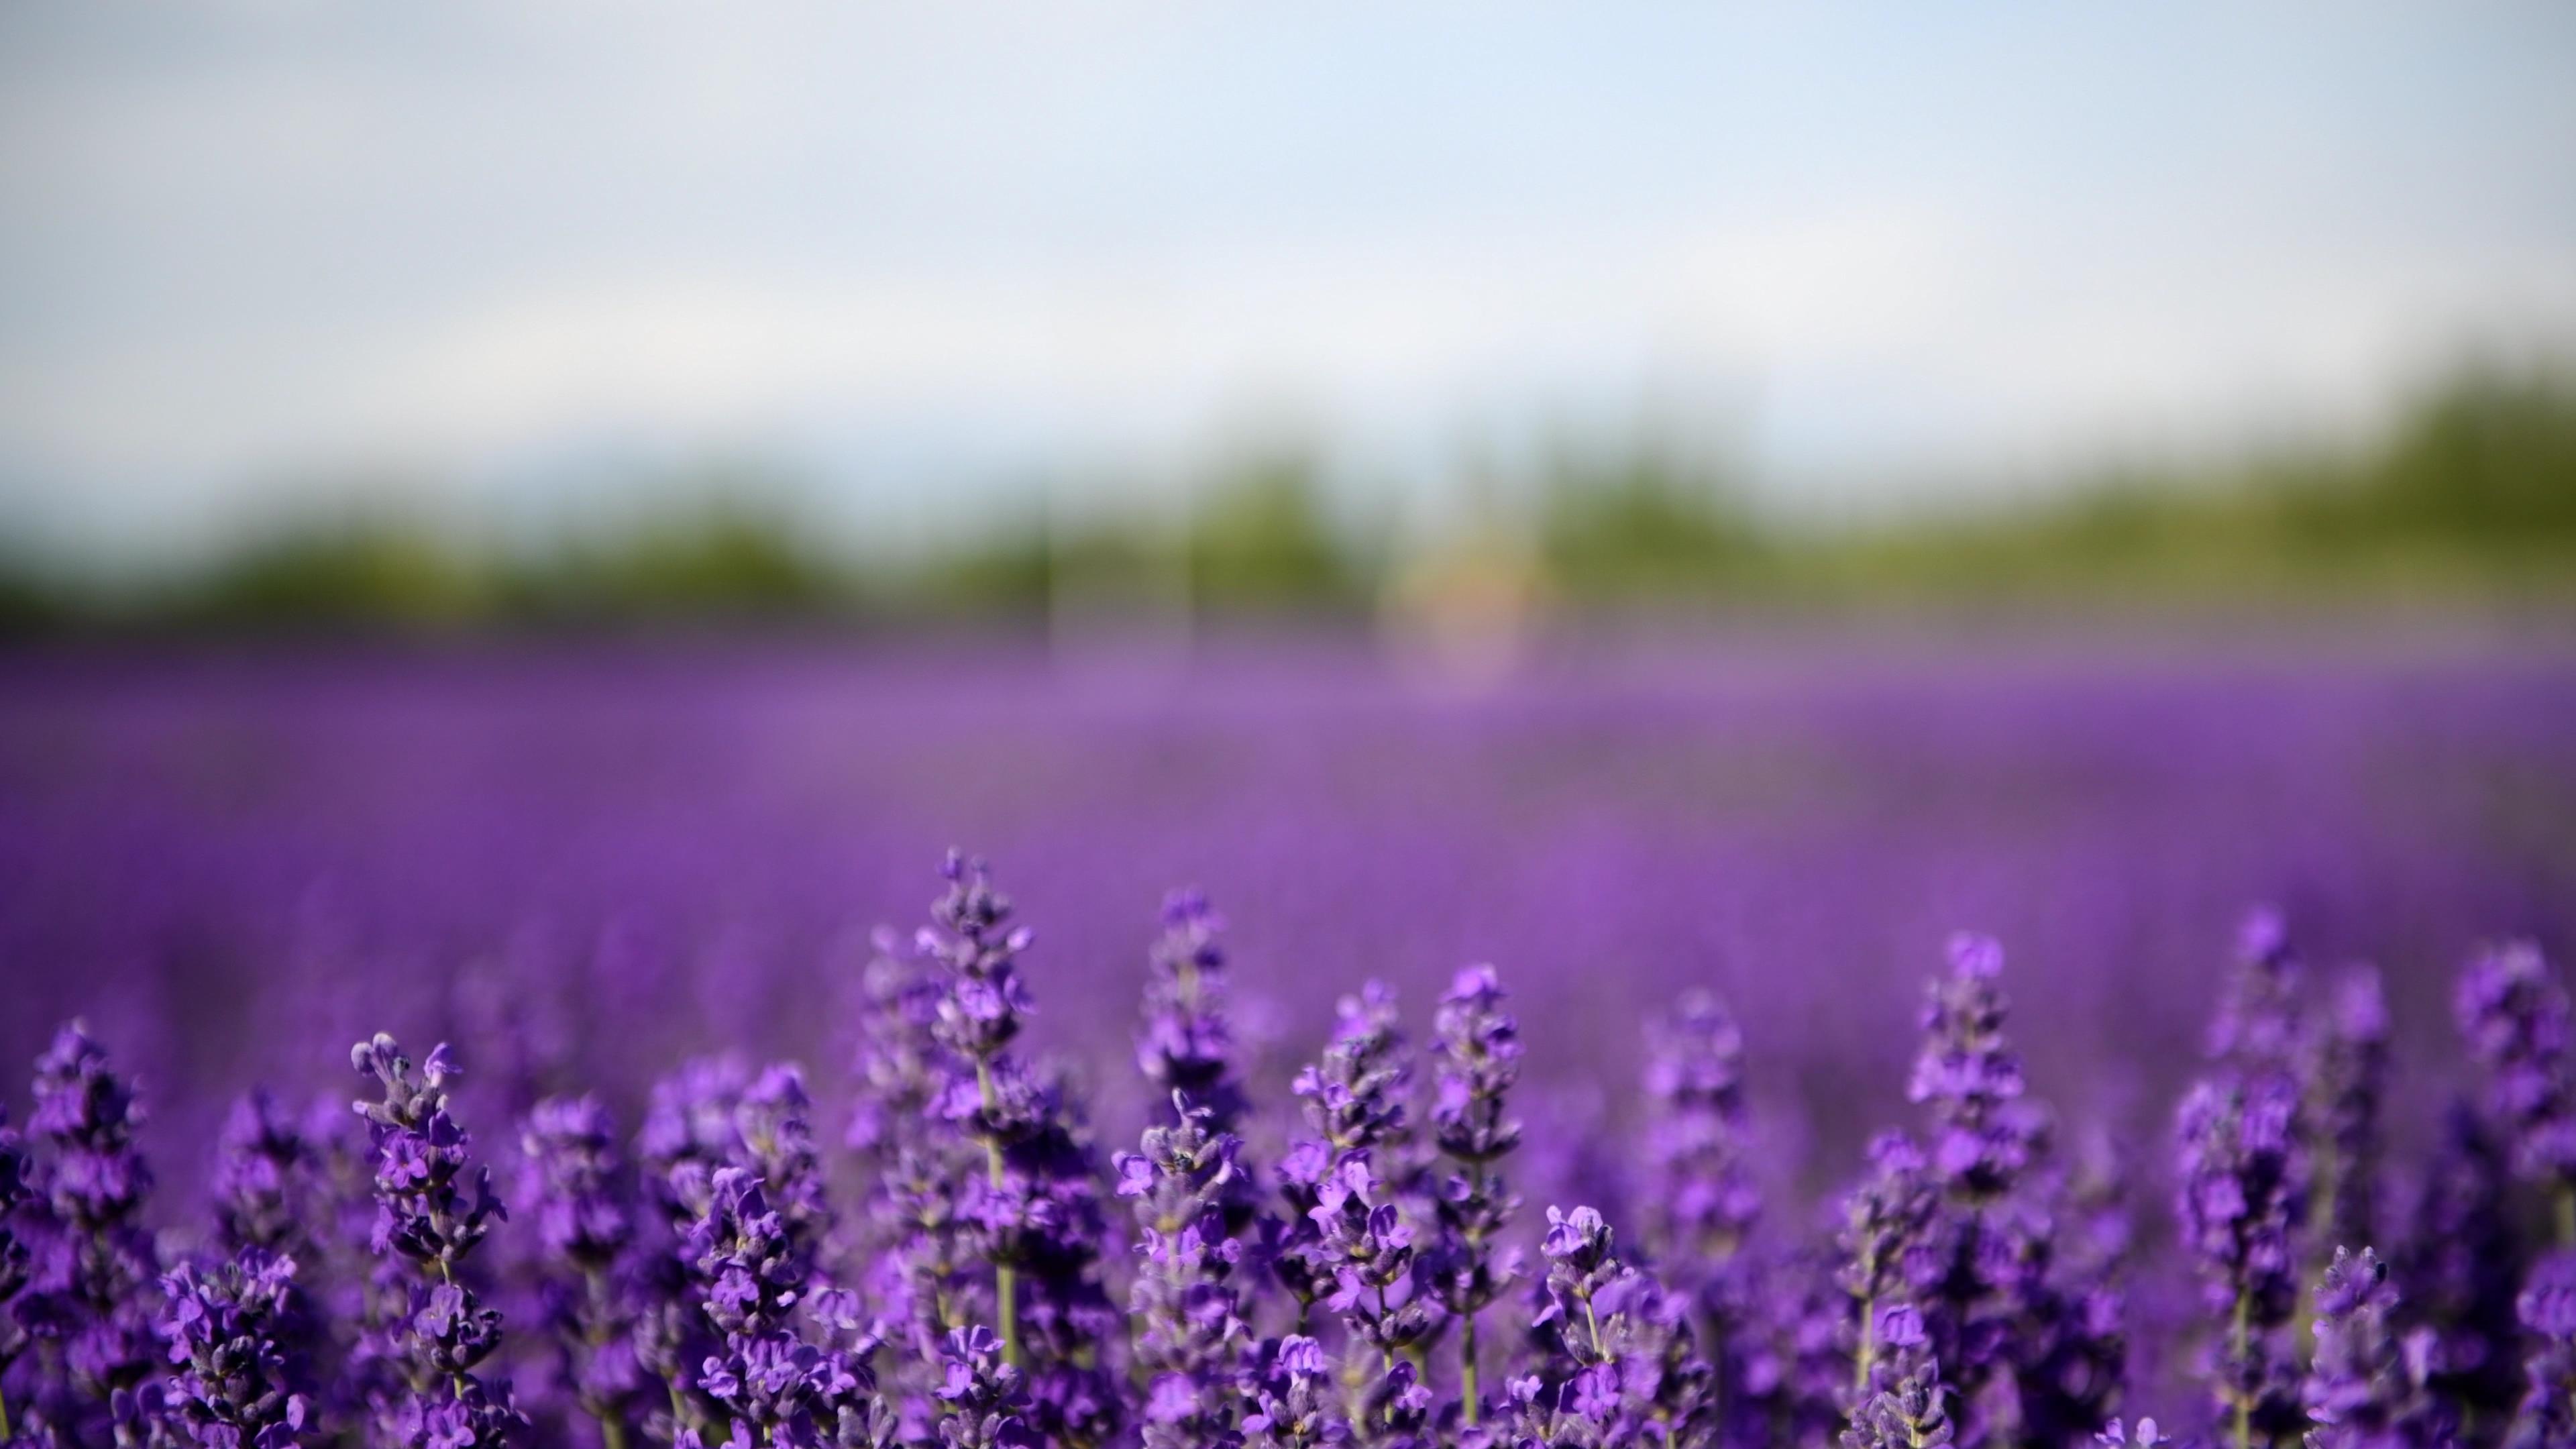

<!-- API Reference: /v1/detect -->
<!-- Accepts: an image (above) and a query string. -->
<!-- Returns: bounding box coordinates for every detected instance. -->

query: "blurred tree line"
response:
[1,364,2571,638]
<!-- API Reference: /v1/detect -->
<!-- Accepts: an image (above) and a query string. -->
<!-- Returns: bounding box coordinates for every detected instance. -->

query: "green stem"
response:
[2557,1182,2575,1248]
[1462,1314,1481,1427]
[600,1417,627,1449]
[1582,1294,1605,1362]
[2,1383,12,1442]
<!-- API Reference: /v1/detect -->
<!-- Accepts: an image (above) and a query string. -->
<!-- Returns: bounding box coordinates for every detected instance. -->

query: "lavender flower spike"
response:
[1837,1132,1935,1407]
[1116,1095,1248,1449]
[21,1022,163,1423]
[1136,888,1246,1134]
[2176,1074,2305,1449]
[519,1095,649,1449]
[157,1250,314,1449]
[2309,971,2390,1269]
[2508,1250,2576,1449]
[2302,1246,2430,1449]
[0,1104,32,1440]
[922,851,1034,1366]
[1841,1305,1953,1449]
[1426,964,1523,1426]
[934,1326,1030,1449]
[351,1032,523,1449]
[1527,1204,1715,1447]
[2457,941,2576,1242]
[1275,981,1415,1326]
[1640,987,1758,1289]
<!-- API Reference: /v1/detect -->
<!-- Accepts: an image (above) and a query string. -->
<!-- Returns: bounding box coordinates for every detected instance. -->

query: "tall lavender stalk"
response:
[919,853,1035,1368]
[922,853,1120,1449]
[1115,1097,1248,1449]
[851,939,983,1433]
[1640,992,1759,1359]
[2457,941,2576,1245]
[2397,1104,2524,1434]
[19,1023,162,1433]
[1837,1132,1937,1417]
[519,1096,651,1449]
[1902,934,2051,1444]
[634,1057,749,1443]
[351,1032,522,1449]
[2309,971,2390,1271]
[1424,965,1522,1425]
[1275,981,1414,1329]
[680,1165,884,1448]
[1135,889,1246,1136]
[2177,1073,2306,1449]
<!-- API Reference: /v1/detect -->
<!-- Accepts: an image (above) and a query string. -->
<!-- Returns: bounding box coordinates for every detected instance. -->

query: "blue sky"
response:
[3,3,2572,561]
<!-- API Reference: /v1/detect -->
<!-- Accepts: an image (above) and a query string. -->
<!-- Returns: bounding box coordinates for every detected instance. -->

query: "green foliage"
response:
[5,364,2572,635]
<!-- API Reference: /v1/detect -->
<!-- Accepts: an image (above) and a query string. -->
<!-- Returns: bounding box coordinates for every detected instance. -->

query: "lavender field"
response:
[3,637,2575,1448]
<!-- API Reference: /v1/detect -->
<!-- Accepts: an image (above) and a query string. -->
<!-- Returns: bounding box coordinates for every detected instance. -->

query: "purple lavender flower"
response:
[2457,941,2576,1239]
[1424,965,1522,1426]
[156,1249,314,1449]
[934,1326,1029,1449]
[2176,1073,2306,1449]
[638,1058,751,1236]
[1306,1155,1435,1363]
[2310,971,2390,1275]
[2507,1250,2576,1449]
[19,1022,163,1422]
[1640,987,1759,1283]
[1240,1334,1344,1449]
[1292,982,1415,1165]
[733,1065,830,1280]
[920,853,1120,1449]
[1837,1132,1937,1413]
[1840,1304,1953,1449]
[1526,1204,1715,1447]
[212,1091,325,1261]
[350,1032,523,1449]
[1135,889,1246,1135]
[845,922,977,1419]
[2208,908,2306,1079]
[2396,1103,2524,1432]
[1348,1357,1432,1449]
[1898,934,2115,1447]
[847,928,951,1166]
[680,1166,879,1449]
[1,1104,34,1438]
[519,1095,652,1449]
[633,1057,749,1444]
[2301,1246,2433,1449]
[918,853,1034,1365]
[1909,936,2034,1198]
[1274,982,1416,1326]
[1114,1096,1247,1449]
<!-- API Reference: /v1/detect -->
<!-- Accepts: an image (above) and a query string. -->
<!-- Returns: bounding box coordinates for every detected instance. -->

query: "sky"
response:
[2,2,2573,564]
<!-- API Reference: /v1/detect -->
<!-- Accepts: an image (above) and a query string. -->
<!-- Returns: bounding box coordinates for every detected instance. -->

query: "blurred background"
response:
[1,2,2571,646]
[3,3,2575,1218]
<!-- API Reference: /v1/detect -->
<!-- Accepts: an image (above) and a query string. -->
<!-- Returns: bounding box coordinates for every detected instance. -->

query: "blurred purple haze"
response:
[0,636,2570,1224]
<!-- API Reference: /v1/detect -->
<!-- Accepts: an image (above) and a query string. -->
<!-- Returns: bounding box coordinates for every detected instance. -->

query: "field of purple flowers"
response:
[1,638,2575,1448]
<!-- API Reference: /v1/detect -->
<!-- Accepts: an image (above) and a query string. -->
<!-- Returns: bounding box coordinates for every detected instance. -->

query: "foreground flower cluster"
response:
[1,855,2573,1449]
